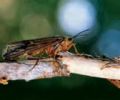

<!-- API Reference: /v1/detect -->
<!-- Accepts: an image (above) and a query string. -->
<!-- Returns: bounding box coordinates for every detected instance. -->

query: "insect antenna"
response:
[72,29,90,39]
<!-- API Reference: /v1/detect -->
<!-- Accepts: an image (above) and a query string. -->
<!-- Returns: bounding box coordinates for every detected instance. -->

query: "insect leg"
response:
[70,43,79,54]
[27,57,63,72]
[27,57,53,72]
[27,57,40,71]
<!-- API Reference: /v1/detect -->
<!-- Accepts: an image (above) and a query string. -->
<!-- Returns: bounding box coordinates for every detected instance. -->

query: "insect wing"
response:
[3,37,64,59]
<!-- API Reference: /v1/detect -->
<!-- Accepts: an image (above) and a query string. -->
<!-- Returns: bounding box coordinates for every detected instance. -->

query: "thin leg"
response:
[27,57,52,72]
[27,57,63,72]
[72,44,79,54]
[28,58,39,71]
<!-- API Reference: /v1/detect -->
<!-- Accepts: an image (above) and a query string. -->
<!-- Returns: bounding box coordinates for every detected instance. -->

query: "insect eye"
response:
[68,38,72,41]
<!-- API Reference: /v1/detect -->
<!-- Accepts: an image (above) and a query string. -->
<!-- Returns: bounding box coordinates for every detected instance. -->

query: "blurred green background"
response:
[0,0,120,100]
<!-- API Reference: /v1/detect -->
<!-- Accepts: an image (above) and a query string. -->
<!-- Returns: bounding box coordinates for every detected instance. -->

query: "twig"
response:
[0,52,120,88]
[0,59,70,85]
[59,53,120,80]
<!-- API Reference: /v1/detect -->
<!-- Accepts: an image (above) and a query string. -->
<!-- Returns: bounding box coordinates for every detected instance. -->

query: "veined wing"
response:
[3,36,64,59]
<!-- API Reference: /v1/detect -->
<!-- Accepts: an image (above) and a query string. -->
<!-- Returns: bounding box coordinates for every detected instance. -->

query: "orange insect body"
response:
[2,29,88,61]
[25,37,73,58]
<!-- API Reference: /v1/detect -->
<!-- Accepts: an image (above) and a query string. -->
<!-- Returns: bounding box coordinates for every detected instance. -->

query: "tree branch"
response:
[0,59,70,85]
[60,53,120,80]
[0,52,120,88]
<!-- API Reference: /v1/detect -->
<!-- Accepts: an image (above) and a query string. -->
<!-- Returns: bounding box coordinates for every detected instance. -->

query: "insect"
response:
[2,29,89,69]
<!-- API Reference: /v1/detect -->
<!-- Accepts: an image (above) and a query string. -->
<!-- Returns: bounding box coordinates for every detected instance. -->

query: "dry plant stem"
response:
[0,52,120,85]
[58,53,120,80]
[0,59,69,84]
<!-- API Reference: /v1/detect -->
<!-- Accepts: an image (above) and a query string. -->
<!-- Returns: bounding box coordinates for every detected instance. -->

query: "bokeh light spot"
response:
[57,0,96,36]
[20,14,52,39]
[0,0,17,22]
[97,29,120,58]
